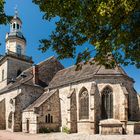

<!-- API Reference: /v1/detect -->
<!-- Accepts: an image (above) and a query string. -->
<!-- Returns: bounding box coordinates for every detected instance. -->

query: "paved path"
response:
[0,130,140,140]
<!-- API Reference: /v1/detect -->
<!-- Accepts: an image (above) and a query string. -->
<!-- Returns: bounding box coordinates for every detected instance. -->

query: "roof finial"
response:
[14,5,18,17]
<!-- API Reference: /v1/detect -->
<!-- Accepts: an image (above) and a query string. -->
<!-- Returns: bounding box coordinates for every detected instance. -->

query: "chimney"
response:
[33,65,39,85]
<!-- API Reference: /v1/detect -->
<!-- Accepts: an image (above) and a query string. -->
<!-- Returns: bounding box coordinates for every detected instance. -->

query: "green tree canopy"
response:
[0,0,7,24]
[0,0,12,46]
[34,0,139,68]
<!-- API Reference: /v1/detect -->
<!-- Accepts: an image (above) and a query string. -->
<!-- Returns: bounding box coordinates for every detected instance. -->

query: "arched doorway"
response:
[101,86,113,119]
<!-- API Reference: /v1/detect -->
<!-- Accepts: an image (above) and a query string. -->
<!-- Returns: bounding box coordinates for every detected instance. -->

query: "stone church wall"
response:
[37,91,60,132]
[22,111,38,133]
[0,88,21,131]
[0,99,6,129]
[0,61,8,90]
[14,85,43,132]
[98,83,126,121]
[7,57,32,83]
[125,81,140,121]
[0,57,32,91]
[58,81,95,134]
[52,76,130,134]
[22,90,61,134]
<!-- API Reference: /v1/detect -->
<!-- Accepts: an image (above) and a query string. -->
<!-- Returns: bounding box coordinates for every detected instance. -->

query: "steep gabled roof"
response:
[0,56,63,94]
[48,62,132,89]
[24,90,57,111]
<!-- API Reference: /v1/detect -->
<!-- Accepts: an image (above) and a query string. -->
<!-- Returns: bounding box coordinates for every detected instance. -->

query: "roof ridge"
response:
[36,56,55,66]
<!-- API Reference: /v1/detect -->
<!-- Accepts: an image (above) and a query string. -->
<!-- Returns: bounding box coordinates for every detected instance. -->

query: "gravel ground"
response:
[0,130,140,140]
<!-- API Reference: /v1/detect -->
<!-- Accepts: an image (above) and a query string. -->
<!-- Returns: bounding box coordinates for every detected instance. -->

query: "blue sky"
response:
[0,0,140,93]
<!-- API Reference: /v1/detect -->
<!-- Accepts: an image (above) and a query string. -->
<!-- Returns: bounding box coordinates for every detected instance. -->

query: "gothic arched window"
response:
[79,88,89,120]
[101,86,113,119]
[45,114,53,123]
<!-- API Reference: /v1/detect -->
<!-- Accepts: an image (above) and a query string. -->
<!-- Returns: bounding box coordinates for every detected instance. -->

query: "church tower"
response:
[5,9,26,55]
[0,9,33,90]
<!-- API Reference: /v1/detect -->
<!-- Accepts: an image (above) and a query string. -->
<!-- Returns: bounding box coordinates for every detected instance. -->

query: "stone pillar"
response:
[67,88,76,132]
[121,86,129,133]
[67,96,71,130]
[90,82,99,134]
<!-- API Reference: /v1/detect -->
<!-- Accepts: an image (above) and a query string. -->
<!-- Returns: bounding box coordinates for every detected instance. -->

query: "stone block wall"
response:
[58,81,93,134]
[0,99,6,129]
[127,122,140,134]
[126,82,140,121]
[51,76,131,134]
[99,119,123,135]
[14,85,43,132]
[0,57,32,90]
[0,61,8,90]
[7,57,32,83]
[22,111,38,134]
[98,82,126,121]
[37,91,61,132]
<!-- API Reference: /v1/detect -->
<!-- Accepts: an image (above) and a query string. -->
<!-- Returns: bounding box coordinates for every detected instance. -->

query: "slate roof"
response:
[0,56,63,94]
[24,90,57,111]
[48,62,131,89]
[0,55,3,61]
[0,67,35,94]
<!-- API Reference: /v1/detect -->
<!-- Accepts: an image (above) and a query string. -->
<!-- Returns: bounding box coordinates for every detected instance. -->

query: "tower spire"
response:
[5,8,26,55]
[14,5,18,17]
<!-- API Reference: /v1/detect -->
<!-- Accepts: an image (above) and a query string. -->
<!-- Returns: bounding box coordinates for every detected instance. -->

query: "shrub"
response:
[39,127,51,133]
[62,126,70,134]
[39,127,60,133]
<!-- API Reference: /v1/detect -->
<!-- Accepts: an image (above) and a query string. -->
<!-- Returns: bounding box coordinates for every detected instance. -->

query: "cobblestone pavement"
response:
[0,130,140,140]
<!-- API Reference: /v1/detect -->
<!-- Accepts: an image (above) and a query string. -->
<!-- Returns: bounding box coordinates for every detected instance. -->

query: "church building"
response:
[0,11,140,135]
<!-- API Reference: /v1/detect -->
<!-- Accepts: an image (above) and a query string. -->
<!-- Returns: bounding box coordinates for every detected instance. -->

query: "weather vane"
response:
[14,5,18,17]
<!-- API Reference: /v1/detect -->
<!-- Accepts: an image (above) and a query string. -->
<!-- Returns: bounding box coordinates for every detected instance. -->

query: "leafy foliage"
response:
[33,0,139,68]
[62,126,70,134]
[0,0,10,25]
[39,127,60,133]
[0,0,12,45]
